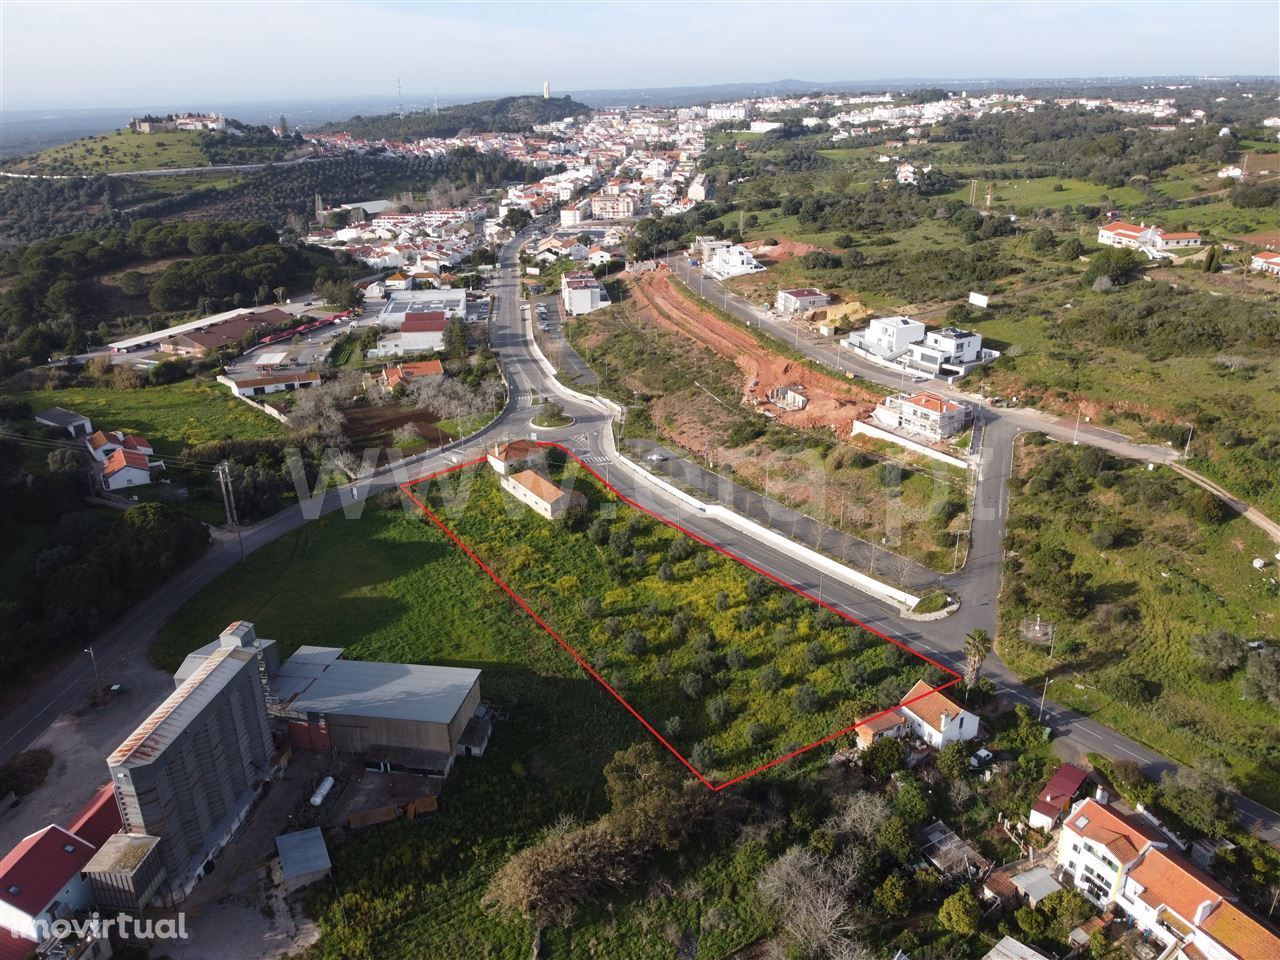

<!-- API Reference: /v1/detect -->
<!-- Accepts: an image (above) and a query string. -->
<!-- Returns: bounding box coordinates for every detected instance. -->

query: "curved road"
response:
[2,226,1276,845]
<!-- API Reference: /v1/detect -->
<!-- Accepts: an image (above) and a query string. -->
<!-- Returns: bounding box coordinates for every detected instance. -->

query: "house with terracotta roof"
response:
[499,468,584,520]
[898,679,978,748]
[1250,250,1280,275]
[487,440,542,476]
[381,359,444,391]
[64,783,123,850]
[1055,797,1280,957]
[85,429,152,463]
[1096,221,1201,259]
[854,680,978,751]
[1029,762,1090,831]
[0,825,96,941]
[1058,797,1166,905]
[370,310,450,357]
[101,448,159,491]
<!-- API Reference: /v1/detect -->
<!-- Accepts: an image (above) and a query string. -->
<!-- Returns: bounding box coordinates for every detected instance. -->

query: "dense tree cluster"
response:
[321,95,589,141]
[940,109,1238,187]
[0,438,208,682]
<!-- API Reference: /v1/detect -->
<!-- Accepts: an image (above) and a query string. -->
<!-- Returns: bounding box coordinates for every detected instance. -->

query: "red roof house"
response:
[64,783,122,849]
[1029,763,1090,831]
[0,826,95,939]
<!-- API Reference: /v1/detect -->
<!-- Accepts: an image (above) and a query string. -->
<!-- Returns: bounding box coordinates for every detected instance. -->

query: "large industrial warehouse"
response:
[271,646,493,777]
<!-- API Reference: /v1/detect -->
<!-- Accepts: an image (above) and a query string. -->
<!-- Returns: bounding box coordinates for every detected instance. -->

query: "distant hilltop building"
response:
[543,81,551,99]
[129,112,225,133]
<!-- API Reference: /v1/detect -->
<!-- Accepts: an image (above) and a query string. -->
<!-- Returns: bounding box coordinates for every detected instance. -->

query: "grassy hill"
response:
[2,124,305,176]
[326,94,590,140]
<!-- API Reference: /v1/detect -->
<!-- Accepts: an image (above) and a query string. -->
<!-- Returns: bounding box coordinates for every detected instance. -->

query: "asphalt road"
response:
[4,230,1276,845]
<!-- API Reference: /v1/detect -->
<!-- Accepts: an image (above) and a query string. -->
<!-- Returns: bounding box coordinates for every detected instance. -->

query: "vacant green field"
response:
[1163,198,1280,238]
[8,129,209,174]
[998,440,1280,807]
[414,459,936,780]
[151,497,780,957]
[937,176,1147,210]
[12,381,286,456]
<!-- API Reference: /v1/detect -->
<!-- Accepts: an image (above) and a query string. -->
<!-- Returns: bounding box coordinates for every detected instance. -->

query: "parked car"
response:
[969,748,994,769]
[644,452,667,463]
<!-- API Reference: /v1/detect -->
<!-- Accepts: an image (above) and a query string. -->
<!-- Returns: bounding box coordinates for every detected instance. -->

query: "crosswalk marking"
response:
[580,455,608,465]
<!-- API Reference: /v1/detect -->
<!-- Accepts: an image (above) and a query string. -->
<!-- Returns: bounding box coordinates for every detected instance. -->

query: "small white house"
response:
[704,244,765,280]
[1251,251,1280,275]
[101,448,155,490]
[897,680,979,748]
[499,469,583,520]
[487,440,541,476]
[0,825,97,940]
[35,407,92,438]
[775,287,830,314]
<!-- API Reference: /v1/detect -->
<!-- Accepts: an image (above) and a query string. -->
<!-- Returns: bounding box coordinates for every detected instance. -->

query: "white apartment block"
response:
[561,271,609,316]
[704,244,765,280]
[871,391,968,441]
[842,317,999,379]
[590,194,636,220]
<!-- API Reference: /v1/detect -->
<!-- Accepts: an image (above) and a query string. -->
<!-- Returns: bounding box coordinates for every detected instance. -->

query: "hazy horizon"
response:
[2,0,1276,112]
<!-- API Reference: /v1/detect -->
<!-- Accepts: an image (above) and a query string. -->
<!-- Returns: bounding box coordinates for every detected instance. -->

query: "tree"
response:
[758,664,783,692]
[872,873,911,919]
[1202,244,1220,273]
[1031,226,1057,252]
[938,886,980,936]
[936,740,970,781]
[793,683,821,714]
[1188,628,1247,679]
[862,737,905,779]
[690,740,716,769]
[680,672,703,700]
[1241,649,1280,706]
[1060,237,1085,259]
[707,696,733,726]
[444,317,467,360]
[1159,767,1237,835]
[46,448,86,478]
[963,628,992,686]
[1083,247,1144,287]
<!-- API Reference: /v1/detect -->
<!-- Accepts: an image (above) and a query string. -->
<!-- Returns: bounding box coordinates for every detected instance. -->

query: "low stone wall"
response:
[851,420,970,470]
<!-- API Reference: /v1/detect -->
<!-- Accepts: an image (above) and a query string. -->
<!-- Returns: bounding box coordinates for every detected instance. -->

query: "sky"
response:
[2,0,1278,111]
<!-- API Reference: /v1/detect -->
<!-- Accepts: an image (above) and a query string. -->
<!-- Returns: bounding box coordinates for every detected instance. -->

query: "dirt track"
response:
[625,271,879,436]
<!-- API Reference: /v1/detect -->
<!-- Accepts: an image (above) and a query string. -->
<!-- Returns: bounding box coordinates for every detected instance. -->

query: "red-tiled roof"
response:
[120,435,151,452]
[1064,798,1163,864]
[0,931,37,960]
[1129,847,1232,924]
[904,392,961,415]
[1199,900,1280,959]
[65,783,122,849]
[102,448,151,478]
[855,708,908,746]
[86,429,116,450]
[783,288,825,298]
[898,680,966,734]
[509,469,568,505]
[491,440,541,463]
[0,825,95,917]
[401,311,449,333]
[1031,763,1089,821]
[1253,251,1280,263]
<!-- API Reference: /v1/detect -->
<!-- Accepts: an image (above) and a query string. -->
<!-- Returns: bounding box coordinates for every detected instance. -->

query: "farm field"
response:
[408,453,948,783]
[997,439,1280,807]
[10,381,286,456]
[935,176,1147,210]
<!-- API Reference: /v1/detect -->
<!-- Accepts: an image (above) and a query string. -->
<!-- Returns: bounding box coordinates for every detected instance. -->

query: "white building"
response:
[1251,251,1280,275]
[486,440,542,476]
[842,317,999,379]
[590,194,635,220]
[704,244,765,280]
[499,469,583,520]
[896,162,933,185]
[1056,798,1280,959]
[898,680,978,748]
[871,391,968,441]
[1096,221,1202,259]
[775,287,830,314]
[855,681,978,751]
[380,289,468,326]
[707,103,752,122]
[687,174,709,202]
[101,448,156,490]
[561,271,609,316]
[560,197,593,226]
[0,825,97,942]
[218,370,321,398]
[371,311,449,357]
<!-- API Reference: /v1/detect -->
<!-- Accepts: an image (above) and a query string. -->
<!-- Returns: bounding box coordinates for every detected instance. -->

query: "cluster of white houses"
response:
[33,409,168,492]
[842,315,1000,380]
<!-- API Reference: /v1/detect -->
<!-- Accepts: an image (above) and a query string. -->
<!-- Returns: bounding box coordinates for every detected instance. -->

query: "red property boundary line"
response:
[400,441,961,791]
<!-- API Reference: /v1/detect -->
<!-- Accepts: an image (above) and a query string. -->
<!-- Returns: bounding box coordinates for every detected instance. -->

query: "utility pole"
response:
[216,461,246,562]
[1182,423,1195,461]
[1038,675,1050,722]
[1073,408,1081,445]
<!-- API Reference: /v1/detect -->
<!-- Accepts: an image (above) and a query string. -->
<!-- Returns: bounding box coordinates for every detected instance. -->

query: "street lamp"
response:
[85,645,102,690]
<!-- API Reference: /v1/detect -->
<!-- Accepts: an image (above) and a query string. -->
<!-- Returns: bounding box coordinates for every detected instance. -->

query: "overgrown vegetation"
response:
[998,438,1280,805]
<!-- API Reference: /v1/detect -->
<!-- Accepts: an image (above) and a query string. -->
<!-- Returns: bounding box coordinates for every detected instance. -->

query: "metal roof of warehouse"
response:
[273,646,479,725]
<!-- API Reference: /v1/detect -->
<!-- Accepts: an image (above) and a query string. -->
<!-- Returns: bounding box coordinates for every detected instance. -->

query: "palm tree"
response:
[963,628,992,687]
